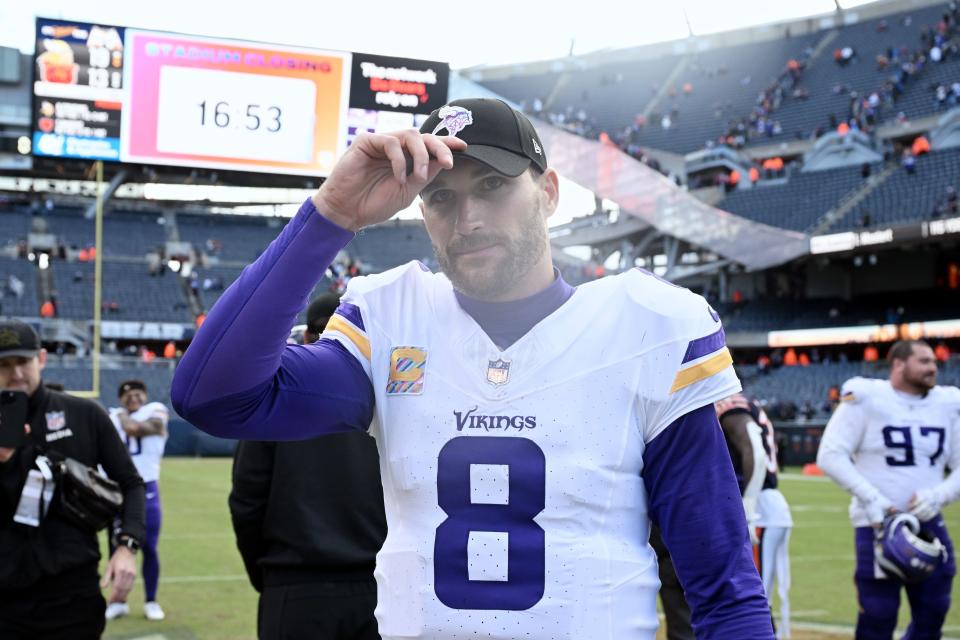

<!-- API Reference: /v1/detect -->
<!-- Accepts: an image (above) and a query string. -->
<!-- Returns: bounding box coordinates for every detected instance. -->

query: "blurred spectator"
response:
[902,150,917,175]
[757,354,771,375]
[163,341,176,359]
[863,345,879,362]
[912,135,931,156]
[828,385,841,407]
[935,342,951,362]
[798,352,811,367]
[784,348,798,367]
[748,166,760,183]
[726,170,740,192]
[40,299,55,318]
[6,274,24,299]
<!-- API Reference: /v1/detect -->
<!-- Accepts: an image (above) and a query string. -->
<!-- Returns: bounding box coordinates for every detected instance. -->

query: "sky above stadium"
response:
[4,0,878,69]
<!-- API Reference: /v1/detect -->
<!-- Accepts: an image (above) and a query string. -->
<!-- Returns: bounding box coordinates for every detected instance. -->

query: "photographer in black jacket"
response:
[229,294,387,640]
[0,319,146,639]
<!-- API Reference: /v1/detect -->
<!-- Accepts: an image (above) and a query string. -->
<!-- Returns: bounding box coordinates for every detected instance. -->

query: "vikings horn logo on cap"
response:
[432,105,473,137]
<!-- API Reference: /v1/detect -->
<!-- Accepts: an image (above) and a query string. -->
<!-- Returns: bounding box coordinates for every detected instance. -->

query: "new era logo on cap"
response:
[420,98,547,177]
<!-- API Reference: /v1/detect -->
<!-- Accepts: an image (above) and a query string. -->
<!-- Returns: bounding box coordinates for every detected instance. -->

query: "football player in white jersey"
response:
[105,380,169,622]
[818,340,960,639]
[172,98,774,639]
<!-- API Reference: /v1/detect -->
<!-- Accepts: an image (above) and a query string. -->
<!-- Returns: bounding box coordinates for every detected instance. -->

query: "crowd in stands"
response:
[491,3,960,234]
[737,341,958,420]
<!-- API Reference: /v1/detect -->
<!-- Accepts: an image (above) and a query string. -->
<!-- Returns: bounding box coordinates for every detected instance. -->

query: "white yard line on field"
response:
[159,574,249,584]
[779,473,832,482]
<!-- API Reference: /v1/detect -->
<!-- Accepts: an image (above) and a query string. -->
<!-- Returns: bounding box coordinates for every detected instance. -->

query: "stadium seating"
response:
[0,258,38,317]
[771,4,952,144]
[833,146,960,231]
[469,3,960,236]
[718,289,959,332]
[479,4,958,155]
[49,260,191,322]
[0,206,32,249]
[631,35,819,154]
[477,71,564,112]
[178,213,282,263]
[43,207,167,257]
[42,356,178,407]
[716,164,874,232]
[739,357,960,418]
[348,222,434,271]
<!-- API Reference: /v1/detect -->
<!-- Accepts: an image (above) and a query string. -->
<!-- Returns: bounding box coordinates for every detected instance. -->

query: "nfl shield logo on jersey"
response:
[387,347,427,395]
[486,358,511,386]
[45,411,66,431]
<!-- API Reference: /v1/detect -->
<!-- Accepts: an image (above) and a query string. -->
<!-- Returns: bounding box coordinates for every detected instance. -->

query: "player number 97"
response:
[197,101,282,132]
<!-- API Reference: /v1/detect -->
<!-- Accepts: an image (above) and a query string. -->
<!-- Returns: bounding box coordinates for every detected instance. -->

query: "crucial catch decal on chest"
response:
[387,346,427,395]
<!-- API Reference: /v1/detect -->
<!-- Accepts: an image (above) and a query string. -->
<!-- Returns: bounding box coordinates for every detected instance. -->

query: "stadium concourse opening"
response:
[2,0,960,637]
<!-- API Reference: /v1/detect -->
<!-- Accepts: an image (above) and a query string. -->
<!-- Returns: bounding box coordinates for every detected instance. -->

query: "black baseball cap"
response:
[419,98,547,177]
[118,379,147,398]
[305,293,340,336]
[0,319,41,359]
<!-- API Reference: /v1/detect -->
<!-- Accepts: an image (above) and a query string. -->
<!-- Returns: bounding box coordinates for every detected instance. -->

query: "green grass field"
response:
[98,460,960,639]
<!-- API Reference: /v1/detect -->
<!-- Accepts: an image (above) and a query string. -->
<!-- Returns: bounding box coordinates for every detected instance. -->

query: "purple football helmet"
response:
[875,513,948,583]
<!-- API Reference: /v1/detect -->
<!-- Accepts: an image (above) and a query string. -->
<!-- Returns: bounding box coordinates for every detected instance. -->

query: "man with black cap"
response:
[173,99,773,639]
[0,319,145,638]
[229,293,386,639]
[105,379,170,622]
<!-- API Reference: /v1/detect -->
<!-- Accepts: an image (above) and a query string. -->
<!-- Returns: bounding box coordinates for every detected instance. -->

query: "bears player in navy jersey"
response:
[172,98,774,639]
[716,393,793,638]
[819,340,960,639]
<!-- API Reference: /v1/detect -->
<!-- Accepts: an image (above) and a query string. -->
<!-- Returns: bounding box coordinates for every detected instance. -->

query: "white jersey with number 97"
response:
[321,262,740,640]
[822,377,960,527]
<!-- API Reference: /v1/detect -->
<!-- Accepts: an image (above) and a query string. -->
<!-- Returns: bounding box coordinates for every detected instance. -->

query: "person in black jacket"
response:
[0,319,146,639]
[229,294,387,640]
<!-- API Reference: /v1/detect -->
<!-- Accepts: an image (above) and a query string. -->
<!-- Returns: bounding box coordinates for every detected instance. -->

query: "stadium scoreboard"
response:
[32,18,449,177]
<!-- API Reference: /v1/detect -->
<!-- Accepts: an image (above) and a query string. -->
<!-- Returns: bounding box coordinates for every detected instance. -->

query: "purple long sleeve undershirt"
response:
[170,197,772,637]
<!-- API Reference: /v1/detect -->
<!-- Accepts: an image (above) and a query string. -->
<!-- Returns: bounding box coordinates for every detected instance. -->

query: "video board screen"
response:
[32,18,449,177]
[33,20,126,160]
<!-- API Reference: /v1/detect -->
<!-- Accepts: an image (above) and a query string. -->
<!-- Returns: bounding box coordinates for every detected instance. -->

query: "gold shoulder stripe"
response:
[670,348,733,394]
[325,315,371,360]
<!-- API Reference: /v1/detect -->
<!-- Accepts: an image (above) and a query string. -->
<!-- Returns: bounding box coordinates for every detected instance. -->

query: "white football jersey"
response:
[322,263,740,640]
[821,377,960,526]
[110,401,169,483]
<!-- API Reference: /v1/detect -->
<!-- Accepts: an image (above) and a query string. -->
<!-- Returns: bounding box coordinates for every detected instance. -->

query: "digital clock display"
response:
[155,66,315,164]
[124,31,347,175]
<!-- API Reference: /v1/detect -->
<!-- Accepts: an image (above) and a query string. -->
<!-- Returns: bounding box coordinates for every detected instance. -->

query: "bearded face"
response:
[422,160,551,301]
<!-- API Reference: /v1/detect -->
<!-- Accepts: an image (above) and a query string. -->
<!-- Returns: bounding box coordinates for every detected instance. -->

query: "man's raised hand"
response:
[312,130,466,232]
